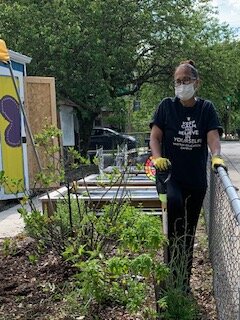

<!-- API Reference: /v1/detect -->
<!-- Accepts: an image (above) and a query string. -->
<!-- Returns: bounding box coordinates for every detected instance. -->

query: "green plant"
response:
[34,123,65,187]
[160,288,199,320]
[56,284,86,318]
[0,170,24,195]
[136,162,144,171]
[17,144,170,318]
[28,253,39,265]
[21,190,168,317]
[1,237,17,256]
[18,208,50,241]
[61,202,169,316]
[158,235,201,320]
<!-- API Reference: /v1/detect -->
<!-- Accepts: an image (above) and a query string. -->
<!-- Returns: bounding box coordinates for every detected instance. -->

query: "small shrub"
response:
[160,288,199,320]
[1,237,17,256]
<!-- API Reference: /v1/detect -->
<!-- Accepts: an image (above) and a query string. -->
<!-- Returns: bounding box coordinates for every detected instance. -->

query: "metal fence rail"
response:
[204,166,240,320]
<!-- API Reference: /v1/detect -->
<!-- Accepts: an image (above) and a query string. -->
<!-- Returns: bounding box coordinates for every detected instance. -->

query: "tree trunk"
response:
[77,110,98,157]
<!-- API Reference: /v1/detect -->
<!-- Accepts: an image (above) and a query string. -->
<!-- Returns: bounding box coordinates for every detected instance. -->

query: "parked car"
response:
[89,127,136,151]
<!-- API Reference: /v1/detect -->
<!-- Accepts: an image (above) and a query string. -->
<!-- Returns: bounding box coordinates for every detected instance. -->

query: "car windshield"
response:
[105,128,118,134]
[92,128,120,136]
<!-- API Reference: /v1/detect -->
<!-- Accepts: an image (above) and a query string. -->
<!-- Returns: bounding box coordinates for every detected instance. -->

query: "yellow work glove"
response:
[211,155,227,172]
[153,157,171,171]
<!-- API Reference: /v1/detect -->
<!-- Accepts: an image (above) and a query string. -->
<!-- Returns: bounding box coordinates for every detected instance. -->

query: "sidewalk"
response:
[227,167,240,192]
[0,197,42,240]
[222,142,240,191]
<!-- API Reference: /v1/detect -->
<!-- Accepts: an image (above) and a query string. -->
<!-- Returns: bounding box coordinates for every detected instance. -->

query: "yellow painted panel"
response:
[0,75,24,193]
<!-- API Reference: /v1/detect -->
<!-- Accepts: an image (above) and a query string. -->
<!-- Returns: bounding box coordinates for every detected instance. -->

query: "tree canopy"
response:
[0,0,239,146]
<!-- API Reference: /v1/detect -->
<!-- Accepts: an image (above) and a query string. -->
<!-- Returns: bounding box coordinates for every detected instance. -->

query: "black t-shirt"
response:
[150,97,222,189]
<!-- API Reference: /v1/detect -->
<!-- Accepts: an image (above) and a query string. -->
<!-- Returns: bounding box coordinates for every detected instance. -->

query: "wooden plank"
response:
[39,185,161,214]
[103,165,146,174]
[24,76,60,189]
[95,209,162,216]
[77,173,154,186]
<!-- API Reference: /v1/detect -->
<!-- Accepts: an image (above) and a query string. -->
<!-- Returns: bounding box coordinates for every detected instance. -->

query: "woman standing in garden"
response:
[149,60,226,290]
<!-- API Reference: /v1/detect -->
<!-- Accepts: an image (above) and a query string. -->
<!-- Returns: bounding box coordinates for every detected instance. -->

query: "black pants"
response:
[166,178,207,289]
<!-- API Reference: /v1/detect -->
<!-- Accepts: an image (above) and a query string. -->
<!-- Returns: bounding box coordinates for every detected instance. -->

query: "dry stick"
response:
[72,180,82,222]
[66,182,74,236]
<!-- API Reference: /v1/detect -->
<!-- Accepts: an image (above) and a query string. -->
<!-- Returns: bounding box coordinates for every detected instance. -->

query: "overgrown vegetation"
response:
[0,126,203,319]
[21,200,168,317]
[17,197,202,319]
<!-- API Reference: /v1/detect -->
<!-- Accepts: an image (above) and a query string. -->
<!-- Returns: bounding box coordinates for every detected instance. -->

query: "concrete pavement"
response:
[0,141,239,240]
[221,141,240,191]
[0,197,42,240]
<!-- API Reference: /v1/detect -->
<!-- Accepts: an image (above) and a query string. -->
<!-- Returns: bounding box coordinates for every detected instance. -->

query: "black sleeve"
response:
[149,98,169,130]
[205,101,223,136]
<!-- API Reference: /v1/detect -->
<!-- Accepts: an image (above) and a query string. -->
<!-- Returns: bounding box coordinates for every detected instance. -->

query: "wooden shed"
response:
[0,50,31,200]
[0,47,59,199]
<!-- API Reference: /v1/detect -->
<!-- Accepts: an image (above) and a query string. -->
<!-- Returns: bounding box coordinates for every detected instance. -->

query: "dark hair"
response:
[176,59,199,79]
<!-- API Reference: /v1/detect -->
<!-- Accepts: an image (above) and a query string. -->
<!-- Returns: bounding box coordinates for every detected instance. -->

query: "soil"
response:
[0,221,217,320]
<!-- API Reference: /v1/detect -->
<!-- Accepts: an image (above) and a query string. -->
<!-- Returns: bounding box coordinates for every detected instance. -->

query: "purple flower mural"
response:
[0,95,21,147]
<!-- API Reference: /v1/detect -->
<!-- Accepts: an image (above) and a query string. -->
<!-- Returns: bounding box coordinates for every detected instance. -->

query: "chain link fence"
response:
[204,165,240,320]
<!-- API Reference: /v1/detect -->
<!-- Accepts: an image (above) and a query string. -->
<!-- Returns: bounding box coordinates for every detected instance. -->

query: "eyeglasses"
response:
[173,77,196,87]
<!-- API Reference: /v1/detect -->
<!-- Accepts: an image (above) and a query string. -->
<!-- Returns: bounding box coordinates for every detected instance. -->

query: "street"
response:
[221,141,240,190]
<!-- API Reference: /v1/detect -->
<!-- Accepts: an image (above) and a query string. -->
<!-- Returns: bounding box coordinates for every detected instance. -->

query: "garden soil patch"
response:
[0,221,217,320]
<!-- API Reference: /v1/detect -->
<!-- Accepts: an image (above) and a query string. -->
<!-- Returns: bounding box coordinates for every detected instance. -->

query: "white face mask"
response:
[175,83,195,101]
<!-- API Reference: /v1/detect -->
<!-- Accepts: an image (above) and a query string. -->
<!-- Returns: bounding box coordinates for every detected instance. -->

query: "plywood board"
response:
[24,77,60,189]
[78,173,154,186]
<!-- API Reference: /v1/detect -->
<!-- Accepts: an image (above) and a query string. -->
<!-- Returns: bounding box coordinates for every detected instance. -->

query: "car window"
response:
[104,129,119,137]
[104,131,114,137]
[92,129,103,136]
